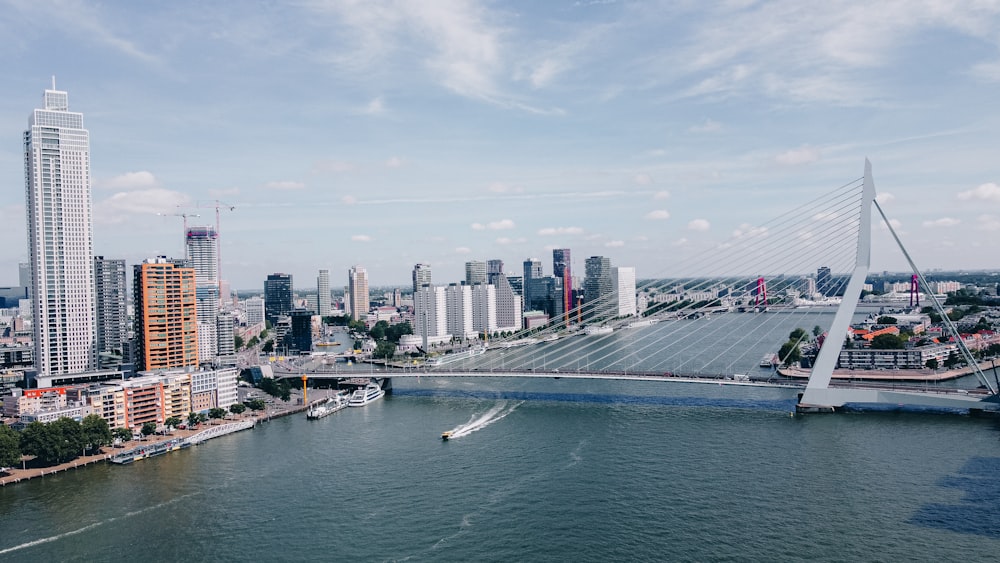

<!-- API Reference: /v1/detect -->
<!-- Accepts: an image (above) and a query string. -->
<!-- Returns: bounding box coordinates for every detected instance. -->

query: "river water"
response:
[2,375,1000,561]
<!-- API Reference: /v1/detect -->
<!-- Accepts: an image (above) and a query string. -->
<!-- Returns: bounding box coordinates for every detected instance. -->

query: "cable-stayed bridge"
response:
[272,161,1000,414]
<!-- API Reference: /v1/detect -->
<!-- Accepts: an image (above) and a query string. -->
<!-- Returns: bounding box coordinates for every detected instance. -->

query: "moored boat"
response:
[307,394,349,419]
[348,381,385,407]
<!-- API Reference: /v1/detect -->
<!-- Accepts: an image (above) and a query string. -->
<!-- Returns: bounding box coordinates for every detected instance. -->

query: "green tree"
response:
[778,341,802,366]
[943,351,960,369]
[164,416,182,430]
[369,320,389,341]
[374,341,396,360]
[812,325,823,337]
[261,340,274,353]
[198,413,208,424]
[188,412,202,427]
[112,427,133,443]
[247,335,259,348]
[925,358,939,369]
[229,403,247,415]
[234,334,245,350]
[81,414,112,453]
[947,309,965,322]
[386,322,413,343]
[871,334,906,350]
[141,421,158,438]
[877,316,898,325]
[208,407,227,420]
[247,398,266,411]
[0,424,21,468]
[789,328,808,342]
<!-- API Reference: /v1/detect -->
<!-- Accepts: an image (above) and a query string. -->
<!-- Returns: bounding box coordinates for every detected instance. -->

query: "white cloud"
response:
[209,187,240,198]
[875,192,895,204]
[922,217,961,228]
[364,96,385,115]
[688,219,710,231]
[732,223,768,238]
[688,118,722,133]
[351,234,372,242]
[672,237,688,247]
[95,189,191,224]
[958,182,1000,202]
[645,210,670,220]
[341,195,358,205]
[264,180,305,190]
[633,173,653,186]
[455,246,471,254]
[473,218,515,231]
[812,211,840,222]
[487,182,523,193]
[775,146,821,165]
[977,214,1000,231]
[97,171,158,191]
[538,226,584,235]
[604,240,625,247]
[653,191,670,200]
[312,159,355,174]
[385,156,403,168]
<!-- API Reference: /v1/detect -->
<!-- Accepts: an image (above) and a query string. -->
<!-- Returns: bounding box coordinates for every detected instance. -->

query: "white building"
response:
[446,284,475,339]
[472,284,498,334]
[348,266,369,320]
[613,267,637,317]
[317,269,331,316]
[414,285,449,343]
[187,225,220,358]
[25,84,96,376]
[216,312,236,357]
[244,296,265,325]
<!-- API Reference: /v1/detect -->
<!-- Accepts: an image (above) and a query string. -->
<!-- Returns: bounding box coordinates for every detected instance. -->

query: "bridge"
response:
[269,161,1000,415]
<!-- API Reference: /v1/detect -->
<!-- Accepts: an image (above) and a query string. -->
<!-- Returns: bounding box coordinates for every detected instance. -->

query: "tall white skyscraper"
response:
[25,83,96,376]
[187,225,220,358]
[317,269,331,316]
[348,266,369,320]
[445,283,475,339]
[613,266,637,317]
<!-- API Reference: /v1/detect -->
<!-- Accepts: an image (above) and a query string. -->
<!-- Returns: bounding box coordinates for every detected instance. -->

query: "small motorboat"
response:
[441,431,453,440]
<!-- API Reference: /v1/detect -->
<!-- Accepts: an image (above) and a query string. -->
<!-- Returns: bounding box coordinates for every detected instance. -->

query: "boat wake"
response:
[445,401,523,440]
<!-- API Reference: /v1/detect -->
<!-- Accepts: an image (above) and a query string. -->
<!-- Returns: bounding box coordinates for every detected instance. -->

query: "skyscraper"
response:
[264,274,293,324]
[817,266,832,297]
[613,266,637,317]
[348,266,369,320]
[488,259,521,331]
[317,269,331,316]
[25,83,96,376]
[133,258,198,370]
[584,256,613,319]
[412,263,432,293]
[94,257,127,362]
[186,225,220,358]
[522,259,543,312]
[465,260,487,285]
[553,249,572,319]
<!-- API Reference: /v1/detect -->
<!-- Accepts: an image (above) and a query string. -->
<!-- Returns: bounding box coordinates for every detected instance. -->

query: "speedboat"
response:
[348,381,385,407]
[441,431,452,440]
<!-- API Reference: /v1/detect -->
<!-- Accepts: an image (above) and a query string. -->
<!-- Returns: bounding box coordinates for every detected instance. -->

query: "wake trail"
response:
[447,401,524,439]
[0,492,200,556]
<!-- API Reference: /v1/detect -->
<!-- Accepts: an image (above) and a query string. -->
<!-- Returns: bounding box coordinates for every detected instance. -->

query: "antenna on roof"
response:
[52,75,56,90]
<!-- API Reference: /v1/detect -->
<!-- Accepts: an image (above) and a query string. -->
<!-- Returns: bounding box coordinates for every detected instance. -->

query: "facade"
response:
[348,266,369,320]
[287,310,315,353]
[317,269,331,316]
[817,266,832,296]
[553,249,572,320]
[264,273,293,324]
[487,260,521,331]
[522,259,543,312]
[414,285,449,343]
[445,283,475,339]
[412,263,432,293]
[244,296,265,325]
[584,256,613,319]
[837,344,957,370]
[133,258,199,371]
[25,84,96,376]
[216,311,236,357]
[465,261,487,286]
[471,284,498,334]
[613,267,637,317]
[187,226,220,359]
[94,256,127,360]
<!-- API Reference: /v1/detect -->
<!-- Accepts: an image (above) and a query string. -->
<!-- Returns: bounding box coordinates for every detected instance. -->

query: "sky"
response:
[2,0,999,291]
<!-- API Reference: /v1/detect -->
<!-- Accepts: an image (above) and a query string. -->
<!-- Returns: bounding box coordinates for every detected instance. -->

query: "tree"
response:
[197,413,208,424]
[188,412,202,427]
[246,335,259,348]
[141,421,158,438]
[925,358,939,370]
[369,320,389,341]
[81,414,112,453]
[943,351,960,369]
[261,340,274,354]
[247,398,266,411]
[21,418,85,465]
[812,325,823,337]
[0,424,21,468]
[164,416,182,430]
[386,322,413,343]
[208,407,227,420]
[789,328,808,342]
[778,341,802,366]
[229,403,247,415]
[112,427,133,443]
[234,334,245,350]
[374,341,396,360]
[871,334,906,350]
[877,316,898,325]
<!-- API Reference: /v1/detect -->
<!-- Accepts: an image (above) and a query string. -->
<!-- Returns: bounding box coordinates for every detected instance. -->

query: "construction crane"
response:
[156,212,201,253]
[189,200,236,296]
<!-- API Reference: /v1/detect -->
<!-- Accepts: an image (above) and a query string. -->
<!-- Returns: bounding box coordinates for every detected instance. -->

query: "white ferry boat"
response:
[307,394,349,419]
[348,381,385,407]
[584,325,613,336]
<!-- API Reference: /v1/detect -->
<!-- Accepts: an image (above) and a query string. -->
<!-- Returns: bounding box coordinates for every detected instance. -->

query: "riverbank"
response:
[777,361,996,382]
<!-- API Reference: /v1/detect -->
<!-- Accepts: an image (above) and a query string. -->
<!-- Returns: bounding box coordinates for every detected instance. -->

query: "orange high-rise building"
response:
[133,258,199,370]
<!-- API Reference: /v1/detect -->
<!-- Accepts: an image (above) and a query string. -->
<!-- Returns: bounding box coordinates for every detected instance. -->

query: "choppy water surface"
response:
[2,377,1000,561]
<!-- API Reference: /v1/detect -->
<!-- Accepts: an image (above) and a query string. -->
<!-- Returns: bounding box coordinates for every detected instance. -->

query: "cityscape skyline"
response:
[3,3,1000,288]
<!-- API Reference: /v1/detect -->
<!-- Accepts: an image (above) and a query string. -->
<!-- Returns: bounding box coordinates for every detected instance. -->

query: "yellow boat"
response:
[441,431,452,440]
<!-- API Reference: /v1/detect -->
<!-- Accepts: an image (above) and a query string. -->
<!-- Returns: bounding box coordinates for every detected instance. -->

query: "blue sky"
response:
[2,0,999,290]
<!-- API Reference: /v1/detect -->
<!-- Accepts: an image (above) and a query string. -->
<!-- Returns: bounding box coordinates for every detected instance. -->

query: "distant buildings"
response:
[613,267,637,317]
[412,263,432,293]
[317,269,331,316]
[522,259,543,313]
[445,283,475,339]
[348,266,369,320]
[264,273,293,324]
[553,249,572,318]
[584,256,613,318]
[94,257,127,365]
[25,84,96,376]
[465,261,487,286]
[187,225,220,358]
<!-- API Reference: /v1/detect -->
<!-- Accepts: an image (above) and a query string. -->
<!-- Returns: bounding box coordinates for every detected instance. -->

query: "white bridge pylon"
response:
[797,160,999,413]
